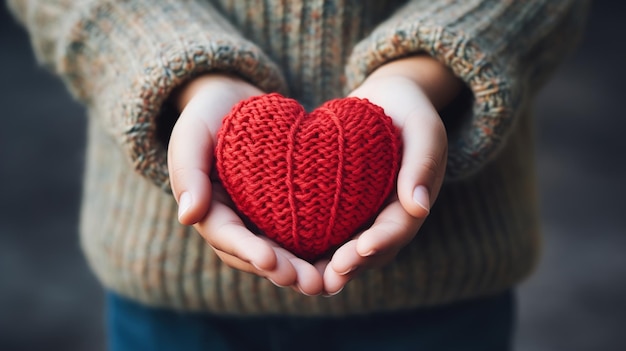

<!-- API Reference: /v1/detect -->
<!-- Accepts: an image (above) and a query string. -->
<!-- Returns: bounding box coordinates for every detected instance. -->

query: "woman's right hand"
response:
[167,74,324,296]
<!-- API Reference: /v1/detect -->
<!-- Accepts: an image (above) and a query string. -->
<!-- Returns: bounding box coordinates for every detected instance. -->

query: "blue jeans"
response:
[107,290,514,351]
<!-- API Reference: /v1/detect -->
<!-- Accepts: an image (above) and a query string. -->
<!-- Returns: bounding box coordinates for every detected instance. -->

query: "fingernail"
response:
[251,262,265,272]
[361,249,377,257]
[337,266,356,275]
[323,287,344,297]
[297,284,316,297]
[268,278,288,288]
[178,192,192,220]
[412,186,430,214]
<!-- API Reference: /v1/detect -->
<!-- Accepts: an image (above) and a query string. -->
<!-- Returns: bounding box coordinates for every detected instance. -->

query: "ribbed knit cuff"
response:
[346,0,588,179]
[57,0,287,190]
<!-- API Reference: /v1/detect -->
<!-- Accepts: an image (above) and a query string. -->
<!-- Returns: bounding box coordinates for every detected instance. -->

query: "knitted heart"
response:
[215,93,401,261]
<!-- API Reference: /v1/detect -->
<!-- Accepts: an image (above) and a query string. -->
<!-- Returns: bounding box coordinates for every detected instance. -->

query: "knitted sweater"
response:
[9,0,589,315]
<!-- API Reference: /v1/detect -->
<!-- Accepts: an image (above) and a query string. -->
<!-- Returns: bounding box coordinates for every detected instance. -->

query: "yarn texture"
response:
[9,0,589,314]
[216,93,401,261]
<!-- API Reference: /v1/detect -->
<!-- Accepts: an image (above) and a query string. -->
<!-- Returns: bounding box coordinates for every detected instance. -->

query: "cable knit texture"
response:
[8,0,590,315]
[345,0,589,179]
[216,94,400,261]
[8,0,287,190]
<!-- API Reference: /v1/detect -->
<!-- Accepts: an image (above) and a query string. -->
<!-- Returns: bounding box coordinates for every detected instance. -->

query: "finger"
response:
[329,239,360,275]
[288,257,324,296]
[396,103,448,218]
[196,199,277,271]
[168,102,215,225]
[325,201,423,294]
[323,263,355,296]
[355,200,423,257]
[213,247,298,288]
[169,84,253,225]
[213,248,259,274]
[256,237,324,295]
[330,234,403,276]
[350,77,447,219]
[324,249,399,295]
[263,249,298,287]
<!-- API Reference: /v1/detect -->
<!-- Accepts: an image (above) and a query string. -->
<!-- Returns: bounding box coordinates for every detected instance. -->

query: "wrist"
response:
[175,73,260,112]
[366,55,463,110]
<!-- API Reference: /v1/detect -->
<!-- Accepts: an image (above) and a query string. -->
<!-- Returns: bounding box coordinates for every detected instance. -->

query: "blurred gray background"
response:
[1,2,624,351]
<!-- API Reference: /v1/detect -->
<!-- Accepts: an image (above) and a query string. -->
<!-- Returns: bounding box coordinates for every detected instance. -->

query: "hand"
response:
[322,56,463,294]
[167,74,324,296]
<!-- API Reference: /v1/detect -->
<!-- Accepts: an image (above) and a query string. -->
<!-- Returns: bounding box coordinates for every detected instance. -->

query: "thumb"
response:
[349,75,448,218]
[167,75,265,225]
[167,96,216,225]
[395,103,448,219]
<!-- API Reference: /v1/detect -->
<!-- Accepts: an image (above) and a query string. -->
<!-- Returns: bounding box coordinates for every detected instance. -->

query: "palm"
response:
[322,74,448,294]
[168,74,324,296]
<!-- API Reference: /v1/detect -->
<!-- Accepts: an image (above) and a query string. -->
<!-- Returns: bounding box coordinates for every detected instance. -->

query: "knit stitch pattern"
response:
[216,94,400,260]
[8,0,590,314]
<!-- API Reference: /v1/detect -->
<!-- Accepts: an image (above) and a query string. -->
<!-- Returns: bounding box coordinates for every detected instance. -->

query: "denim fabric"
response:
[107,290,515,351]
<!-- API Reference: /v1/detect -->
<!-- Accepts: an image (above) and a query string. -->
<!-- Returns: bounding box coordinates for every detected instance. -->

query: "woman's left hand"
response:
[321,56,462,294]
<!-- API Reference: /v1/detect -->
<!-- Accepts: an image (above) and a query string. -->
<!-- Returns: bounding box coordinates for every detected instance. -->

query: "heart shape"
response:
[215,93,401,261]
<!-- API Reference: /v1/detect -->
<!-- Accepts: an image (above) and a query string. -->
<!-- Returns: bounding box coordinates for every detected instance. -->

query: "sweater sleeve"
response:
[346,0,590,179]
[7,0,287,190]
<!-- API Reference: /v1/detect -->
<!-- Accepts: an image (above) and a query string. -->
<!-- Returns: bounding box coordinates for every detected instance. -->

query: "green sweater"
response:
[9,0,589,315]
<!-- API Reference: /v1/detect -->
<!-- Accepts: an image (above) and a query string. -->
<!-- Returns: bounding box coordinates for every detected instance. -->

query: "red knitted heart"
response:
[215,93,401,261]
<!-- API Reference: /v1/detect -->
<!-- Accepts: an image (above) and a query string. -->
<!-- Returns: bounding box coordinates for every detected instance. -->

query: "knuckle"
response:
[169,167,188,187]
[213,248,244,270]
[168,167,189,197]
[419,155,440,180]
